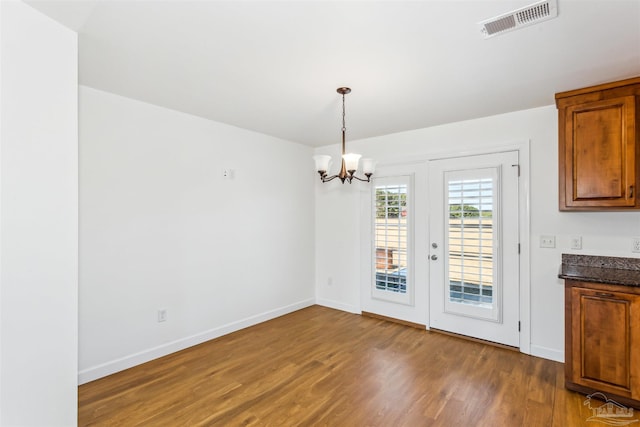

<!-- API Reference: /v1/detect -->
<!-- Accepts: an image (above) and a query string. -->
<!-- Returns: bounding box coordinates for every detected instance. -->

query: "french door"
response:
[361,162,428,325]
[428,151,520,347]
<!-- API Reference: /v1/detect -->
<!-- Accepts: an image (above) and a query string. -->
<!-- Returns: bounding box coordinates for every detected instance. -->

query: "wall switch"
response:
[157,309,167,322]
[633,238,640,253]
[223,169,234,179]
[570,236,582,250]
[540,235,556,248]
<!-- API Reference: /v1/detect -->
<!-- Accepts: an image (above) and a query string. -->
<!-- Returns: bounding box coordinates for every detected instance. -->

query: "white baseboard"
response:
[78,298,315,385]
[315,298,360,314]
[530,344,564,363]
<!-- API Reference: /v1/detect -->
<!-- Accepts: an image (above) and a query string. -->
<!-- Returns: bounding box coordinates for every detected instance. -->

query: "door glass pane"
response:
[375,183,408,294]
[448,177,494,308]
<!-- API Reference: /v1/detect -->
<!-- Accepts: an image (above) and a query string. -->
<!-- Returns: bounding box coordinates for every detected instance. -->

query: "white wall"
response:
[0,1,78,425]
[315,105,640,362]
[314,181,364,314]
[79,86,315,383]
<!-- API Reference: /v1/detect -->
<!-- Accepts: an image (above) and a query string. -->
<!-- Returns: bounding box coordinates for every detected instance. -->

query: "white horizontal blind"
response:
[372,176,411,304]
[448,177,494,308]
[444,166,501,322]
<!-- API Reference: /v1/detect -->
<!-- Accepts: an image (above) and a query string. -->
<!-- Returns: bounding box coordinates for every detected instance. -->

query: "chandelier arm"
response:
[350,174,372,182]
[321,174,341,183]
[319,172,370,184]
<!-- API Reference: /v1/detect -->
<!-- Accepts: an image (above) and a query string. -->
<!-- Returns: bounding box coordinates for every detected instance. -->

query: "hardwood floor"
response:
[79,306,612,426]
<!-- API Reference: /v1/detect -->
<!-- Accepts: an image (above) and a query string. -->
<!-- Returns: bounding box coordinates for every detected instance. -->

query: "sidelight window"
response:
[372,176,412,305]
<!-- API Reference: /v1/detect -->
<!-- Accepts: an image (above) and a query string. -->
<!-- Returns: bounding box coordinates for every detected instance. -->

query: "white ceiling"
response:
[27,0,640,147]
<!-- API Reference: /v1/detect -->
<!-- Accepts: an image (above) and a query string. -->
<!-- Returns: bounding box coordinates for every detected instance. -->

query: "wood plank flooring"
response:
[79,305,618,426]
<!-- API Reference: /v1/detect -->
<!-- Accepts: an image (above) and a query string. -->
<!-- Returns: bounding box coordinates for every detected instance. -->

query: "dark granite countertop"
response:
[559,254,640,287]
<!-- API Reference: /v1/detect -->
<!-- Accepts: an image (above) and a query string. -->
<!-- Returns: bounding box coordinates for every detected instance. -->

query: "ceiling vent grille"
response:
[478,0,558,38]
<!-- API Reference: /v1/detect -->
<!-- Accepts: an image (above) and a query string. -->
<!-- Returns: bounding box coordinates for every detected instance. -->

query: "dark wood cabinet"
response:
[565,280,640,408]
[556,77,640,211]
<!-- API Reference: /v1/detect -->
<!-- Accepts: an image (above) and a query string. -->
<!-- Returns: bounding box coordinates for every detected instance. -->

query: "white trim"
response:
[316,298,361,314]
[517,140,532,355]
[0,2,3,414]
[373,141,530,168]
[427,142,530,162]
[78,298,315,384]
[530,344,564,363]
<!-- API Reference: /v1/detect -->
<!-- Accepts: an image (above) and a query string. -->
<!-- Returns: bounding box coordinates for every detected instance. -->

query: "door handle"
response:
[430,254,438,261]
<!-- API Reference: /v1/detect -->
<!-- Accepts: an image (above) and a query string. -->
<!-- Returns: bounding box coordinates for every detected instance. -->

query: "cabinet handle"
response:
[630,185,634,198]
[595,292,615,298]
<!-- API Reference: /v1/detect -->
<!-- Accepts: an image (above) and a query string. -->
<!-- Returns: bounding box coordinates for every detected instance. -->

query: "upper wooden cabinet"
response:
[556,77,640,211]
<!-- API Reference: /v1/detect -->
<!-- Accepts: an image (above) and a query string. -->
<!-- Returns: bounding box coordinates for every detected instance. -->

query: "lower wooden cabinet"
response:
[565,280,640,408]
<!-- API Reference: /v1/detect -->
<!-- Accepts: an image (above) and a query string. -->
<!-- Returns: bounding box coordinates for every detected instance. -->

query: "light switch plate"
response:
[540,235,556,248]
[570,236,582,250]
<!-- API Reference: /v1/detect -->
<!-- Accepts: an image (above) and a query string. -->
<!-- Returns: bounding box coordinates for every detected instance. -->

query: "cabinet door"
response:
[571,287,640,398]
[561,96,636,209]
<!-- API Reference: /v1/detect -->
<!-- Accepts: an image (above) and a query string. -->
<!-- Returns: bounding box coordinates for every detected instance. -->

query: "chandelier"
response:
[313,87,375,184]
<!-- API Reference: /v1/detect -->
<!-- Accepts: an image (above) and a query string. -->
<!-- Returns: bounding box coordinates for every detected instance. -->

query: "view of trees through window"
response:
[449,204,492,218]
[376,189,407,219]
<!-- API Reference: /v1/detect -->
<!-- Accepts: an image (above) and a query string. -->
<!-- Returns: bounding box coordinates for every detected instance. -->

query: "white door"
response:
[360,162,428,325]
[428,151,520,347]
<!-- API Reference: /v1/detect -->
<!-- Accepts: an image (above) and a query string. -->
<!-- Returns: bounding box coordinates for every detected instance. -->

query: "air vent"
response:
[478,0,558,38]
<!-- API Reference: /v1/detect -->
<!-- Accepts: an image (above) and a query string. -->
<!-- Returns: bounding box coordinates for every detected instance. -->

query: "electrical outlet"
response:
[633,238,640,253]
[570,236,582,250]
[157,309,167,322]
[540,235,556,248]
